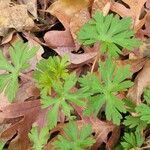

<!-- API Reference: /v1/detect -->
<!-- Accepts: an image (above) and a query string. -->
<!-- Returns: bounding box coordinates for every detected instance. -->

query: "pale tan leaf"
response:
[127,59,150,104]
[0,0,34,36]
[111,0,147,32]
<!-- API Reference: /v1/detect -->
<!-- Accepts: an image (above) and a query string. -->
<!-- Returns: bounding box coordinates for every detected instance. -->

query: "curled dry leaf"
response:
[127,59,150,104]
[141,11,150,37]
[45,0,91,51]
[111,0,147,32]
[0,100,41,150]
[0,0,34,37]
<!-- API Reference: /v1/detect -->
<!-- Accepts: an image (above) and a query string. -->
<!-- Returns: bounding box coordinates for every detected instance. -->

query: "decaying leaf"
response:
[0,0,34,37]
[47,0,90,28]
[111,0,147,31]
[70,8,90,50]
[127,59,150,104]
[0,100,41,150]
[92,0,111,16]
[44,29,75,48]
[55,47,98,64]
[18,0,38,19]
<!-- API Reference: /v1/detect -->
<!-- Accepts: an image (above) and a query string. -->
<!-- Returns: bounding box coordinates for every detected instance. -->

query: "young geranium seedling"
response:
[0,40,37,101]
[124,87,150,131]
[52,122,95,150]
[34,56,69,95]
[121,131,144,150]
[41,73,90,129]
[28,126,49,150]
[79,58,133,125]
[78,11,141,57]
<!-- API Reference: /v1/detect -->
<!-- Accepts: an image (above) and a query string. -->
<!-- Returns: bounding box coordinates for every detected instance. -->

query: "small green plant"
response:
[28,126,49,150]
[121,131,144,150]
[0,141,5,150]
[124,87,150,131]
[0,40,37,101]
[34,56,69,95]
[41,73,90,129]
[78,11,141,57]
[52,122,95,150]
[79,58,133,125]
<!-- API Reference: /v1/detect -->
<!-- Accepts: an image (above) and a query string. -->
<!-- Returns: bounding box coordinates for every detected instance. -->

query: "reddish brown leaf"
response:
[0,100,41,150]
[44,29,75,48]
[54,47,98,64]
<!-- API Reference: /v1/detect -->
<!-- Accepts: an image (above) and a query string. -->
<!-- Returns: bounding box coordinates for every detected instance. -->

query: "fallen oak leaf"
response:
[127,59,150,104]
[0,100,41,150]
[111,0,147,32]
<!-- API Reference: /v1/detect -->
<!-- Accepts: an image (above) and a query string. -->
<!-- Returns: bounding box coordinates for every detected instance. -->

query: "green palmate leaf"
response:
[78,11,141,57]
[123,99,136,112]
[144,87,150,104]
[124,116,147,131]
[34,55,69,95]
[0,40,37,101]
[41,73,90,129]
[136,104,150,124]
[0,141,5,150]
[121,131,144,150]
[28,126,49,150]
[52,122,95,150]
[79,58,133,125]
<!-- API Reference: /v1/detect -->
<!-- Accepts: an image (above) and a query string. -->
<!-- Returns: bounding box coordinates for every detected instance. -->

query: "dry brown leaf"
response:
[127,59,150,104]
[146,0,150,9]
[70,8,90,50]
[92,0,111,16]
[47,0,90,28]
[117,58,148,73]
[55,47,98,64]
[111,0,147,32]
[71,105,120,150]
[141,11,150,37]
[0,0,34,37]
[15,80,40,102]
[44,29,75,48]
[0,100,41,150]
[139,38,150,57]
[0,93,10,110]
[18,0,38,19]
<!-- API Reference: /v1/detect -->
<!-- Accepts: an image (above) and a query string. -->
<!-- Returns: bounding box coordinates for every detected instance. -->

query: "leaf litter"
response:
[0,0,150,150]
